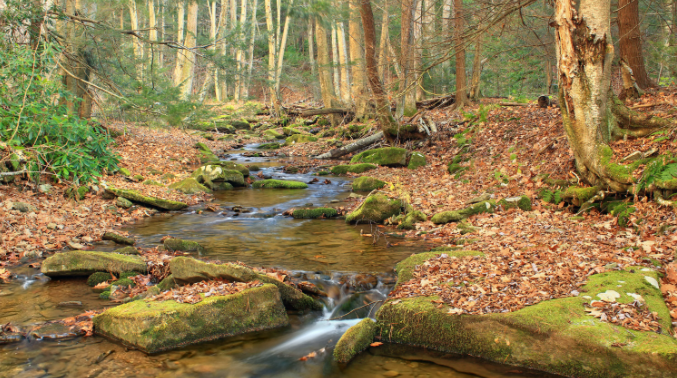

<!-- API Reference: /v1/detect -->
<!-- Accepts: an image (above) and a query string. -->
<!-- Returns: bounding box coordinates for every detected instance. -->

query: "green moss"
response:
[333,318,376,364]
[105,188,188,211]
[398,210,427,230]
[157,274,177,291]
[169,178,212,194]
[99,289,111,300]
[66,186,89,200]
[497,196,532,211]
[292,208,338,219]
[352,176,386,191]
[331,164,377,175]
[252,179,308,189]
[93,284,289,353]
[263,129,285,139]
[113,246,140,255]
[119,271,141,279]
[456,220,479,234]
[282,127,302,136]
[316,171,330,176]
[599,145,636,183]
[102,232,135,245]
[247,165,260,171]
[132,174,144,181]
[284,134,317,145]
[345,194,405,224]
[111,278,135,288]
[350,147,408,167]
[41,251,147,277]
[564,186,601,203]
[163,238,205,254]
[118,167,131,177]
[202,161,250,177]
[88,272,112,287]
[192,166,245,187]
[448,163,468,176]
[407,152,427,170]
[258,142,281,149]
[160,173,176,182]
[142,180,164,187]
[431,201,496,224]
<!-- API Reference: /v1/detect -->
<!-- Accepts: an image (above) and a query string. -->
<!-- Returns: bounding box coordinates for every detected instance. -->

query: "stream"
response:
[0,145,558,378]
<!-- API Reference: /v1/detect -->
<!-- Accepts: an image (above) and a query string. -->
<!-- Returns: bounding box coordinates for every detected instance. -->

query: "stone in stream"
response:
[375,251,677,378]
[252,179,308,189]
[169,257,322,311]
[93,284,289,353]
[345,194,407,224]
[292,208,338,219]
[41,251,146,277]
[168,178,212,194]
[163,238,205,254]
[333,318,377,364]
[113,246,140,255]
[102,232,135,245]
[105,188,188,211]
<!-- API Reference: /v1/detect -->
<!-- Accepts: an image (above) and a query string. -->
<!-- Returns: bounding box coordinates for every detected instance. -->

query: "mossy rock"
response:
[407,152,427,170]
[604,201,636,228]
[111,278,135,288]
[350,147,408,167]
[88,272,112,287]
[169,257,321,311]
[282,126,302,136]
[105,188,188,211]
[192,165,245,187]
[102,232,135,245]
[163,238,205,254]
[252,179,308,189]
[230,120,251,130]
[113,246,140,255]
[169,178,212,195]
[333,318,376,364]
[394,251,485,286]
[116,197,134,209]
[292,208,338,219]
[397,210,427,230]
[378,253,677,378]
[99,289,111,300]
[563,186,602,206]
[345,194,406,224]
[118,167,131,177]
[431,201,496,224]
[263,129,285,139]
[93,284,289,353]
[160,173,176,182]
[352,176,386,191]
[157,274,177,291]
[456,220,480,234]
[247,165,260,172]
[284,134,317,146]
[217,135,235,141]
[258,142,281,150]
[142,180,164,187]
[40,251,146,277]
[497,195,532,211]
[201,161,250,177]
[330,164,377,175]
[66,186,89,200]
[132,174,145,182]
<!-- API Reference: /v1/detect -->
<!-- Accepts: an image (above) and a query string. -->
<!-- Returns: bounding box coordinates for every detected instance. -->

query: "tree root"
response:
[611,93,677,138]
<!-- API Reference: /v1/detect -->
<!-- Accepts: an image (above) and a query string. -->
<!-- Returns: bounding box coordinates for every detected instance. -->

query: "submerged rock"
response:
[168,178,212,195]
[163,238,205,254]
[93,284,289,353]
[350,147,409,167]
[345,194,406,224]
[170,257,321,311]
[252,179,308,189]
[41,251,146,277]
[352,176,386,192]
[333,318,376,364]
[376,252,677,378]
[105,188,188,211]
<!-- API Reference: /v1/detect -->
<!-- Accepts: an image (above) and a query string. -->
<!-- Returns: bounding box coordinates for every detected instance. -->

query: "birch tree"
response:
[349,0,368,118]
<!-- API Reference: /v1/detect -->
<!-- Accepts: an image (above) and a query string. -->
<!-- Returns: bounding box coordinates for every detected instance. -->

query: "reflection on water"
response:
[0,148,560,378]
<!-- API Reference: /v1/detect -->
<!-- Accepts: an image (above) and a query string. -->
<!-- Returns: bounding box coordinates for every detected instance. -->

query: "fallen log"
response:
[499,102,530,107]
[416,95,456,110]
[314,131,384,159]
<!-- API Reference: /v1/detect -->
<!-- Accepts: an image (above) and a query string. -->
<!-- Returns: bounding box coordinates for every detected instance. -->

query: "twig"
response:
[329,300,382,320]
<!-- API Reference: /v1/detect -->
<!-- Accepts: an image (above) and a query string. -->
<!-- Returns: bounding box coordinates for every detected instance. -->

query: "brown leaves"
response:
[584,299,661,333]
[149,279,261,304]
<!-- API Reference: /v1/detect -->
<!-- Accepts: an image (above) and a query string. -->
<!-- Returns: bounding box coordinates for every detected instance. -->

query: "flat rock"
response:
[105,188,188,211]
[41,251,146,277]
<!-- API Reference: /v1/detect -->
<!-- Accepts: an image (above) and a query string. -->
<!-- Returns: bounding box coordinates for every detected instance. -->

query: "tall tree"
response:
[399,0,418,116]
[179,0,198,99]
[315,17,340,116]
[452,0,467,109]
[618,0,653,90]
[349,0,368,119]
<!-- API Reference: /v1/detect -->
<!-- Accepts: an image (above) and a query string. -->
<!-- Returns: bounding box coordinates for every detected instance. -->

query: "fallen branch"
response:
[416,95,455,110]
[500,102,530,107]
[314,131,384,159]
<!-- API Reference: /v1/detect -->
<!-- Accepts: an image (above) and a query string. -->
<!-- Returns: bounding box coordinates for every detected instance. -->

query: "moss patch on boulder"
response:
[292,208,338,219]
[192,165,245,187]
[284,134,317,146]
[345,194,405,224]
[397,210,427,230]
[105,188,188,211]
[407,152,427,170]
[88,272,112,287]
[163,238,205,254]
[497,195,532,211]
[113,246,140,255]
[258,142,281,149]
[431,201,496,224]
[263,129,285,139]
[350,147,408,167]
[169,257,321,311]
[333,318,376,364]
[200,161,250,177]
[252,179,308,189]
[169,178,212,195]
[352,176,386,191]
[330,164,377,175]
[102,232,135,245]
[41,251,146,277]
[93,284,289,353]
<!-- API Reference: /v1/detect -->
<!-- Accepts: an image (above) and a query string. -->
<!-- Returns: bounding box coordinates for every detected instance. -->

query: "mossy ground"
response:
[331,164,377,175]
[252,179,308,189]
[497,195,532,211]
[397,210,427,230]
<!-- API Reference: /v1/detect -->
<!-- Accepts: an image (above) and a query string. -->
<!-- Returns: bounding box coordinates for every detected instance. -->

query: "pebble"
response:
[47,223,57,230]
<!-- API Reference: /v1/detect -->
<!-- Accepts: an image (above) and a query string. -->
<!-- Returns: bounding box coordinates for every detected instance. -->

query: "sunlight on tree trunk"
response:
[618,0,654,89]
[128,0,143,79]
[315,17,340,120]
[337,21,351,105]
[399,0,418,117]
[265,0,280,113]
[179,0,198,100]
[173,1,186,87]
[331,22,341,100]
[349,0,368,119]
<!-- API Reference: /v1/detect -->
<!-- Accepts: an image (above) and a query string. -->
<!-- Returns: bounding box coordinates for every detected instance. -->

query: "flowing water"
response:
[0,145,559,378]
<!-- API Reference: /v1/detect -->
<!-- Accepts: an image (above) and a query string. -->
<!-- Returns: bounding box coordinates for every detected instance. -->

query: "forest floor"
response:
[1,90,677,335]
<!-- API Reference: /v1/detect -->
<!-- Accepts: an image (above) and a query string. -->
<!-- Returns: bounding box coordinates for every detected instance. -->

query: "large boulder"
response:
[93,284,288,353]
[350,147,409,167]
[376,252,677,378]
[41,251,147,277]
[345,193,405,224]
[201,161,250,177]
[352,176,386,191]
[169,257,321,311]
[105,188,188,211]
[192,165,245,187]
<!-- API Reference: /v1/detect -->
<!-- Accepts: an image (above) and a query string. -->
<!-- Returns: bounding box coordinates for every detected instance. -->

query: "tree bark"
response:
[399,0,418,116]
[618,0,654,89]
[173,1,186,87]
[308,19,320,100]
[179,0,198,100]
[453,0,467,109]
[128,0,143,78]
[469,34,483,101]
[337,21,351,104]
[315,131,384,159]
[331,22,341,99]
[349,0,368,119]
[265,0,280,113]
[274,0,294,102]
[315,17,340,113]
[246,0,258,97]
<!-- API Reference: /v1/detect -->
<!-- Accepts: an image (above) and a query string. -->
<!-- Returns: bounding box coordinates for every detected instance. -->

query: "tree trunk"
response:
[173,1,186,87]
[199,1,219,102]
[331,22,341,100]
[349,0,368,119]
[453,0,467,109]
[265,0,280,113]
[274,0,294,102]
[308,20,320,100]
[469,34,483,102]
[215,0,228,101]
[441,0,452,93]
[360,0,398,136]
[337,21,351,104]
[399,0,418,116]
[128,0,143,79]
[246,0,258,97]
[377,0,389,83]
[234,0,247,102]
[179,0,198,100]
[618,0,654,89]
[315,17,340,113]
